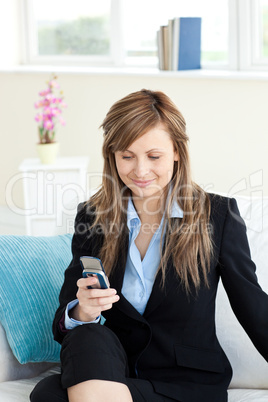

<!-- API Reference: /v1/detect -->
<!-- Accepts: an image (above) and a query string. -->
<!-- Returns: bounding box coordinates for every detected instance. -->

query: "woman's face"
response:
[114,123,178,202]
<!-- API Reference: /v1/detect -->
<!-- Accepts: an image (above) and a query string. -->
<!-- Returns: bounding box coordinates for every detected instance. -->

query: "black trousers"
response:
[30,324,176,402]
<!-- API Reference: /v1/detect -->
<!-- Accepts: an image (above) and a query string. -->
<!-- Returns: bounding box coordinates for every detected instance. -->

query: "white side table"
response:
[19,156,89,236]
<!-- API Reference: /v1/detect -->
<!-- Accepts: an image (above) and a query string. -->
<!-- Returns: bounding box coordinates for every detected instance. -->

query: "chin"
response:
[131,187,164,200]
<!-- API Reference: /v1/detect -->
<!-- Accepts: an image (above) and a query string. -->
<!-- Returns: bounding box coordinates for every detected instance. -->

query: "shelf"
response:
[1,65,268,81]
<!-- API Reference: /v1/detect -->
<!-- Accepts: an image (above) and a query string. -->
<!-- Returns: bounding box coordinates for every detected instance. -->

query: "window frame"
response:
[239,0,268,70]
[22,0,123,67]
[21,0,268,71]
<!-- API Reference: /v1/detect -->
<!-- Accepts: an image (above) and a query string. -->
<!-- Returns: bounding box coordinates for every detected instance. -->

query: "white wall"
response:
[0,0,22,66]
[0,70,268,214]
[0,0,267,218]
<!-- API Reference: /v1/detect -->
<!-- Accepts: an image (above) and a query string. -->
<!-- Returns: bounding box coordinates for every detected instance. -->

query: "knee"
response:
[60,325,128,384]
[62,324,122,355]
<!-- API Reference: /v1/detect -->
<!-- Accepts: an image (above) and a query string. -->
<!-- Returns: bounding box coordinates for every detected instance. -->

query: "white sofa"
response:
[0,195,268,402]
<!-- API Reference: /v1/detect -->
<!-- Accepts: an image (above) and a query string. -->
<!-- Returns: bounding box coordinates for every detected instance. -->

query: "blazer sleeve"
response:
[53,202,102,344]
[219,197,268,361]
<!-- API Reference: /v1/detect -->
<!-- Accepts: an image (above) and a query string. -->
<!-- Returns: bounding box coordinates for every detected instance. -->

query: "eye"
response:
[148,155,160,160]
[122,155,132,160]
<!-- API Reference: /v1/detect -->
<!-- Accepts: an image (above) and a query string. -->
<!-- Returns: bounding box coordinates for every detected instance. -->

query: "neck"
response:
[132,191,167,224]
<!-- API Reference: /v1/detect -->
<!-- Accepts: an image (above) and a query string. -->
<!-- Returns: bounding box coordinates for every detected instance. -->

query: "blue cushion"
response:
[0,234,72,364]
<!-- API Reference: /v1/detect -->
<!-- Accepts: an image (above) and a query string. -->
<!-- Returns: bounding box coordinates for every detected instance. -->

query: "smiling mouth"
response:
[131,179,155,188]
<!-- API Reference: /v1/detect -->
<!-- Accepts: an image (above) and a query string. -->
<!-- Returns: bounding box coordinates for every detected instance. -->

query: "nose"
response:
[133,158,149,178]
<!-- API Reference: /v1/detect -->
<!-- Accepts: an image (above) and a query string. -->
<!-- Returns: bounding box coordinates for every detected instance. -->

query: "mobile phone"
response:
[80,256,109,289]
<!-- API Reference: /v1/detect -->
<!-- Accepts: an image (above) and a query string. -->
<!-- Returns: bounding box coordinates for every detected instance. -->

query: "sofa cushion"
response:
[0,366,60,402]
[0,321,55,382]
[228,389,268,402]
[0,234,72,364]
[216,196,268,389]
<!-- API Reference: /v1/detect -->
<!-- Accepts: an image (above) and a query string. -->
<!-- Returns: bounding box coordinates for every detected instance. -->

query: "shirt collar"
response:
[127,197,140,231]
[170,200,184,218]
[127,194,183,231]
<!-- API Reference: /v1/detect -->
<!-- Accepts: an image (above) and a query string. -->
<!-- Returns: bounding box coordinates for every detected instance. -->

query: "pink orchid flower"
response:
[35,74,66,143]
[35,113,44,122]
[43,119,54,130]
[58,115,66,126]
[39,89,51,97]
[49,80,60,89]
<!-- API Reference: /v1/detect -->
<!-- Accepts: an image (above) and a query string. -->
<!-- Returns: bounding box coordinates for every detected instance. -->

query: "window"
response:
[36,1,110,56]
[262,0,268,57]
[23,0,230,68]
[24,0,112,65]
[238,0,268,70]
[22,0,268,71]
[252,0,268,63]
[121,0,229,67]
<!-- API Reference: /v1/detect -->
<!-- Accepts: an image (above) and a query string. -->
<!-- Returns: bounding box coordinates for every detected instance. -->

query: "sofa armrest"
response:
[0,322,56,383]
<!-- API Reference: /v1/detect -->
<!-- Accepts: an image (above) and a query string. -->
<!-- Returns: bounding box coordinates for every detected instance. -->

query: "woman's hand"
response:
[70,276,120,322]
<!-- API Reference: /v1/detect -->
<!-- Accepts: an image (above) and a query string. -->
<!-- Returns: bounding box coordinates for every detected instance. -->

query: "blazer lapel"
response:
[109,230,195,325]
[143,261,196,322]
[109,235,146,323]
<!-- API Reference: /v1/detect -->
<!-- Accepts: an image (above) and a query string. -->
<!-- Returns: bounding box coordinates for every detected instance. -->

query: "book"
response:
[168,19,174,70]
[157,25,170,70]
[172,18,180,70]
[176,17,201,70]
[157,17,202,71]
[157,30,164,70]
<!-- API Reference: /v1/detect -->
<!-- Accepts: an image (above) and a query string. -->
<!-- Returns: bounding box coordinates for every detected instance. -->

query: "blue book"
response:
[173,17,201,71]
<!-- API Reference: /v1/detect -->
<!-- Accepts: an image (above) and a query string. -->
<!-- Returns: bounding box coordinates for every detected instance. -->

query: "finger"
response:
[77,277,98,289]
[77,295,120,318]
[76,286,118,304]
[100,300,120,312]
[92,294,120,307]
[89,288,117,298]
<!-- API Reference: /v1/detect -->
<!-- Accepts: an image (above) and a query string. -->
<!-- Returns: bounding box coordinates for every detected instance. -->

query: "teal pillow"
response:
[0,234,72,364]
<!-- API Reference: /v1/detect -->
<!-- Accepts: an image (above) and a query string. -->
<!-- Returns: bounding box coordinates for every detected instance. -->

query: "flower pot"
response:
[36,142,59,164]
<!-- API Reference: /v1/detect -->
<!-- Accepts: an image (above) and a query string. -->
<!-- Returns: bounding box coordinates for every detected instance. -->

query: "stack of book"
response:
[157,17,202,71]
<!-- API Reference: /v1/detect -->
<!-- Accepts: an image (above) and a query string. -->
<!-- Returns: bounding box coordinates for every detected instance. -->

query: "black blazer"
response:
[53,193,268,402]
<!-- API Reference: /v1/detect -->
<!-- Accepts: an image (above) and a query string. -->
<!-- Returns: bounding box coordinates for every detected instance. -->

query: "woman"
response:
[30,89,268,402]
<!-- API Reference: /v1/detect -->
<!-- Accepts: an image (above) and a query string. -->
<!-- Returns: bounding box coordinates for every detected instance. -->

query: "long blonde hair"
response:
[89,89,213,293]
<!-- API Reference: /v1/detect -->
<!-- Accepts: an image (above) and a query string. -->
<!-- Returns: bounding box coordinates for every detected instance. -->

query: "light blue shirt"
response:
[65,196,183,328]
[121,197,183,315]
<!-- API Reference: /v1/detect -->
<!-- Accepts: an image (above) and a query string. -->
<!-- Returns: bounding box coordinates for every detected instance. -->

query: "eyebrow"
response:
[122,148,166,154]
